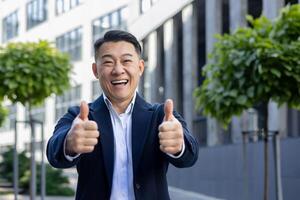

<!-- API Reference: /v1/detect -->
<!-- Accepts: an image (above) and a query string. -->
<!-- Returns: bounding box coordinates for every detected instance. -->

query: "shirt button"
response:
[135,183,141,189]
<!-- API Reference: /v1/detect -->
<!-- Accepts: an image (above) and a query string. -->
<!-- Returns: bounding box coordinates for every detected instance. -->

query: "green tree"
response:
[0,147,74,196]
[0,103,7,127]
[0,40,72,197]
[0,40,71,106]
[194,4,300,200]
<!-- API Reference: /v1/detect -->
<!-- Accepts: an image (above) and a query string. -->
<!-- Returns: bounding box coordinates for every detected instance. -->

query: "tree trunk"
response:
[256,101,269,200]
[28,105,36,200]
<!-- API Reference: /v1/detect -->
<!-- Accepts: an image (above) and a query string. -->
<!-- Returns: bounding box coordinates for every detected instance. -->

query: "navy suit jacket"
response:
[47,94,199,200]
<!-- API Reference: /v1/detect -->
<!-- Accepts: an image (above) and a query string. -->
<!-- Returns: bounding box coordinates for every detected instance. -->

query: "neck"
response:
[111,100,131,114]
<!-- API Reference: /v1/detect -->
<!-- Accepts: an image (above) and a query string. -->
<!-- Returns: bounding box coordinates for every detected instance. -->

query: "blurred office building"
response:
[0,0,300,199]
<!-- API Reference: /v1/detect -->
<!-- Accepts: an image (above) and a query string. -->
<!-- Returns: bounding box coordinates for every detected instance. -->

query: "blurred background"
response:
[0,0,300,200]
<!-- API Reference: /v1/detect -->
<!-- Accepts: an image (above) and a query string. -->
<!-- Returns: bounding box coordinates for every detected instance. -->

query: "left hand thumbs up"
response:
[158,99,184,155]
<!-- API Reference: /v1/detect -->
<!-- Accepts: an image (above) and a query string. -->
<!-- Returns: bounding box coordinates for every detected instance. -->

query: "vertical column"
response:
[206,0,222,54]
[182,3,198,130]
[263,0,284,19]
[146,31,157,103]
[163,18,179,109]
[205,0,222,146]
[229,0,247,33]
[229,0,248,143]
[155,27,165,103]
[262,0,286,136]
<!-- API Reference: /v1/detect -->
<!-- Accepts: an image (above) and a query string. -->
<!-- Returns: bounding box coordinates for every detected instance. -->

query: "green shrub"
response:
[0,147,75,196]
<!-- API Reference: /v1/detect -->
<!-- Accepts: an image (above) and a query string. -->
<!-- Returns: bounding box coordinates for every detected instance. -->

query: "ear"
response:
[138,59,145,76]
[92,63,98,78]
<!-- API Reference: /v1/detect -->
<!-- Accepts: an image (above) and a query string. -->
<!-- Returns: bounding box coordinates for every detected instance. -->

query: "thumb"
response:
[79,101,89,121]
[164,99,174,121]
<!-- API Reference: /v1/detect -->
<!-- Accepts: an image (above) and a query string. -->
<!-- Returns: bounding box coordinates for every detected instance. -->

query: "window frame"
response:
[26,0,48,30]
[2,10,19,42]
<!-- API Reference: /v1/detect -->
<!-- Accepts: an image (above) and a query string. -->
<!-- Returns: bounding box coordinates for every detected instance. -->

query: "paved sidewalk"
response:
[0,187,224,200]
[169,187,225,200]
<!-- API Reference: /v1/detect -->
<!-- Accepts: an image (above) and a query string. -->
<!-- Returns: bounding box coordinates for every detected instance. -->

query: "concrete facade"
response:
[1,0,300,199]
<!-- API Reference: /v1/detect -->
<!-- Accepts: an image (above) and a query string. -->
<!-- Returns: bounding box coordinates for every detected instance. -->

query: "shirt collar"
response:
[103,92,136,115]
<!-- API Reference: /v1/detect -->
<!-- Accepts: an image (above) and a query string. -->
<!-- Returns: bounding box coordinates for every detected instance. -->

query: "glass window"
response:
[26,0,47,29]
[140,0,151,13]
[24,104,45,127]
[120,7,128,27]
[140,0,159,14]
[56,27,82,61]
[2,10,18,42]
[56,0,82,15]
[55,85,81,121]
[92,7,128,45]
[91,80,102,101]
[56,0,64,14]
[111,12,120,28]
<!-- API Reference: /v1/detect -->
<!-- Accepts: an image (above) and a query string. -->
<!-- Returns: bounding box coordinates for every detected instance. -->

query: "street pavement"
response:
[0,187,224,200]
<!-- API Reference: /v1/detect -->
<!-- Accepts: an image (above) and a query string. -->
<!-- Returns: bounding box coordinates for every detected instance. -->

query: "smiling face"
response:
[92,41,144,108]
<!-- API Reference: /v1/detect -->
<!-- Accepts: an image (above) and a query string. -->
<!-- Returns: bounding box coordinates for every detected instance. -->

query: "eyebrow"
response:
[100,53,133,59]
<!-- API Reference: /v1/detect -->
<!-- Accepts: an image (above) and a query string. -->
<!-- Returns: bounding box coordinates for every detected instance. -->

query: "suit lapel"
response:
[90,96,114,193]
[131,94,155,174]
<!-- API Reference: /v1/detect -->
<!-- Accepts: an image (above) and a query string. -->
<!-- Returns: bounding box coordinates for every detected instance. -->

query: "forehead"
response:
[97,41,138,57]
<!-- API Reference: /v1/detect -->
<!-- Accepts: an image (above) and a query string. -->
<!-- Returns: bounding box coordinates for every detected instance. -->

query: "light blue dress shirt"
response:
[103,93,135,200]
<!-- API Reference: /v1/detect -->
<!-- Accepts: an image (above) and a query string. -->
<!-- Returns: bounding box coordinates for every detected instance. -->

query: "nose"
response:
[112,61,125,75]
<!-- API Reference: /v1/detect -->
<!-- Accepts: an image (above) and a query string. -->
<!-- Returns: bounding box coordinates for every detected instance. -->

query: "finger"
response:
[160,146,180,155]
[84,130,100,138]
[83,121,98,130]
[158,121,176,132]
[159,139,181,147]
[80,146,95,153]
[159,129,183,140]
[79,101,89,121]
[158,131,177,140]
[83,138,98,146]
[164,99,174,121]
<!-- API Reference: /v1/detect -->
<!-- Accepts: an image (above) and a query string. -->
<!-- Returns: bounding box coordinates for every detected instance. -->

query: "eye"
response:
[103,60,113,65]
[123,59,132,63]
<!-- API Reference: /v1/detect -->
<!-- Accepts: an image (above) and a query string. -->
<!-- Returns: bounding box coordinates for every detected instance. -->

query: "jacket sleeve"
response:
[157,104,199,168]
[46,106,81,168]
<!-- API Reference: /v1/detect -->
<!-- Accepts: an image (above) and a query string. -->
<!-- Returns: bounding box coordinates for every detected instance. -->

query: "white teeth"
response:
[111,80,128,84]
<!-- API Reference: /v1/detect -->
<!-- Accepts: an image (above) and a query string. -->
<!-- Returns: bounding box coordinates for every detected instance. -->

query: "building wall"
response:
[1,0,300,199]
[167,137,300,200]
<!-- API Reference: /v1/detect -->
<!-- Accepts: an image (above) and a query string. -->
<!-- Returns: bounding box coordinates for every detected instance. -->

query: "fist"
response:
[66,101,100,155]
[158,99,184,155]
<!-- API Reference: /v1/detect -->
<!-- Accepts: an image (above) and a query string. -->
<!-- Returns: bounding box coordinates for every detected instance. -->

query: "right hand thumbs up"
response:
[66,101,100,156]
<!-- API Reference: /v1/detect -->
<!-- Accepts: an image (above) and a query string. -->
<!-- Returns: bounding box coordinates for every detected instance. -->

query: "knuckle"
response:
[87,146,95,152]
[92,138,98,145]
[158,124,164,131]
[73,145,81,153]
[95,131,100,138]
[158,132,163,139]
[91,121,98,129]
[73,123,82,130]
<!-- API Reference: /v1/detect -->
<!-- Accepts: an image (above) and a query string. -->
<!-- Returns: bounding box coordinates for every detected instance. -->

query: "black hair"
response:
[93,30,142,61]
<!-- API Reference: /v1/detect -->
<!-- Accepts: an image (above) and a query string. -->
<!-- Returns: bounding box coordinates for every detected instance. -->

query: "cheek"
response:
[98,69,110,79]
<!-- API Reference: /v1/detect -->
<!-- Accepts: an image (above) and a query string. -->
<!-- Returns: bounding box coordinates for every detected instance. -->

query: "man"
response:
[47,30,199,200]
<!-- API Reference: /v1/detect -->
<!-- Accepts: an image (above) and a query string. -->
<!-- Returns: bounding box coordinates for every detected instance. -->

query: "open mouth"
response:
[111,79,129,86]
